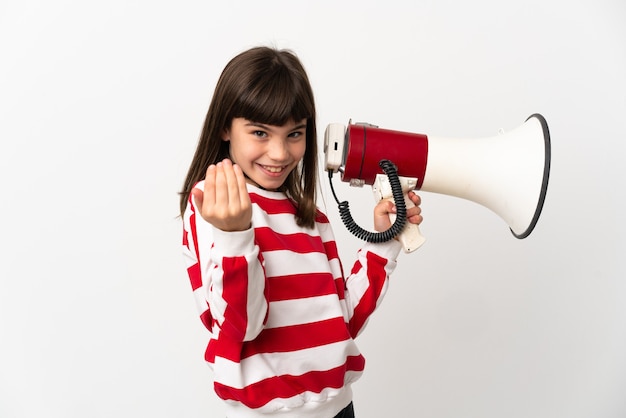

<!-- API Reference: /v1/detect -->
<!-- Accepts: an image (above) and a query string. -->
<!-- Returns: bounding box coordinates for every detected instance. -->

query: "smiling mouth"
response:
[260,164,287,173]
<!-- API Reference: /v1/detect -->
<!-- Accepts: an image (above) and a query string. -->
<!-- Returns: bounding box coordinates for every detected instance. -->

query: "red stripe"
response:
[349,251,388,337]
[214,355,365,409]
[205,341,215,363]
[188,263,202,291]
[248,193,330,224]
[255,227,325,254]
[268,272,337,301]
[211,315,352,362]
[188,194,201,263]
[208,335,244,363]
[249,192,297,215]
[199,307,212,330]
[186,194,215,329]
[219,256,250,341]
[240,317,351,359]
[323,240,339,261]
[350,260,363,276]
[334,277,346,301]
[315,210,330,223]
[182,227,189,248]
[325,240,346,282]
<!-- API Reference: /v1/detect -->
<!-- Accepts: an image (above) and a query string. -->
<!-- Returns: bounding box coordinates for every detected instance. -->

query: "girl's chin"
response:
[246,175,285,191]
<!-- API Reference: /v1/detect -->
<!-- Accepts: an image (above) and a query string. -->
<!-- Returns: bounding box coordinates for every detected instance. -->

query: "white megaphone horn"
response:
[324,114,551,253]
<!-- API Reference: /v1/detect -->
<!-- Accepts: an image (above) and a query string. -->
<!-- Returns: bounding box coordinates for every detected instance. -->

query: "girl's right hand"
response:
[192,158,252,231]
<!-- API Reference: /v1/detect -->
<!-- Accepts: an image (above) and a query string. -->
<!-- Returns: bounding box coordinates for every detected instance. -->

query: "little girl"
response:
[179,46,422,418]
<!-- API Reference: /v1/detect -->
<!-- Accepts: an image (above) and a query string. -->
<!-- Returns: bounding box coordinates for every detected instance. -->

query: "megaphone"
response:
[324,114,551,252]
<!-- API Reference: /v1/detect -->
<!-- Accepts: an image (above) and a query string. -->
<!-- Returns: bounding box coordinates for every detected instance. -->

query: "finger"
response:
[406,204,421,219]
[406,192,423,224]
[407,201,422,215]
[374,199,395,219]
[233,163,251,207]
[408,191,422,206]
[373,199,393,232]
[221,159,241,206]
[203,164,217,209]
[213,161,229,208]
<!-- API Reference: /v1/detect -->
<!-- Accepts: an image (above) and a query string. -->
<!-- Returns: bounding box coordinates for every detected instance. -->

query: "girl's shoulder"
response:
[314,208,330,224]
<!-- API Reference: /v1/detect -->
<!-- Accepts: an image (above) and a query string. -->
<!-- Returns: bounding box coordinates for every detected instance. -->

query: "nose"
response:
[267,138,289,161]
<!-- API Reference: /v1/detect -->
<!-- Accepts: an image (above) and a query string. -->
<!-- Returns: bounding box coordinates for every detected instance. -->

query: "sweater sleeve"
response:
[182,184,269,343]
[343,240,402,337]
[317,214,402,338]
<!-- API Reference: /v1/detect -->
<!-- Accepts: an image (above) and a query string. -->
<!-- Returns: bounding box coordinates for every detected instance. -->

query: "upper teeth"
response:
[264,166,283,173]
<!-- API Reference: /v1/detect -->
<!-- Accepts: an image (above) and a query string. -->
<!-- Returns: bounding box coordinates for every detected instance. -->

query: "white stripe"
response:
[243,256,268,340]
[344,271,368,319]
[316,219,335,242]
[265,294,344,329]
[214,339,361,389]
[206,264,226,325]
[192,286,210,320]
[263,250,331,278]
[328,258,342,277]
[252,209,322,237]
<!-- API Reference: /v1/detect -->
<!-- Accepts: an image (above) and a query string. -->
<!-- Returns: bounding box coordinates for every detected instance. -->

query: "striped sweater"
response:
[182,182,402,418]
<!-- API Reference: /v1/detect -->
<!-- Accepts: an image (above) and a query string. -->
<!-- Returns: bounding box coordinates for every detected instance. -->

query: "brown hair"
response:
[179,46,318,227]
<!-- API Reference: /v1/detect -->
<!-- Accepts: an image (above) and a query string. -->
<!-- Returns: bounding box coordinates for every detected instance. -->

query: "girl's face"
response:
[223,117,307,191]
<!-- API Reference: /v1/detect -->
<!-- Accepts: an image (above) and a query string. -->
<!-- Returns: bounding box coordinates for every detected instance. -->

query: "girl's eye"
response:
[253,131,268,138]
[288,131,305,140]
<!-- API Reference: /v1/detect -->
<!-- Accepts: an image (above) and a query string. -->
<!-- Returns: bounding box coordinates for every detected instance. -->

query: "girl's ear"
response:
[221,129,230,141]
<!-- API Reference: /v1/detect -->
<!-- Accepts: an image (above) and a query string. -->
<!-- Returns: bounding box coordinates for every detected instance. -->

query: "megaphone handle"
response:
[373,175,426,253]
[386,195,426,253]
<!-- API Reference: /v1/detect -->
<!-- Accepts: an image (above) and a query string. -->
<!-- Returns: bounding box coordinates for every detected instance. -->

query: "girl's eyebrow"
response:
[291,123,307,130]
[245,121,307,131]
[245,121,268,129]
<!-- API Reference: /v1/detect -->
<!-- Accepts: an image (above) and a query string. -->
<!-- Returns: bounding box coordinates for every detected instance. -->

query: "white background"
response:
[1,1,625,417]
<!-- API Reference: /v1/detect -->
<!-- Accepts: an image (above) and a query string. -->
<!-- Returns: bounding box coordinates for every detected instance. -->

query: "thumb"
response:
[375,199,396,216]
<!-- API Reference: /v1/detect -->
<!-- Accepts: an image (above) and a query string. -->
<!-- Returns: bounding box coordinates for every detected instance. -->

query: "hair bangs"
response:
[233,66,314,126]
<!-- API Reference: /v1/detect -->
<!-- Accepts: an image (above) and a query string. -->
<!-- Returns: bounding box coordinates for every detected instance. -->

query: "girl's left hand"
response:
[373,191,423,233]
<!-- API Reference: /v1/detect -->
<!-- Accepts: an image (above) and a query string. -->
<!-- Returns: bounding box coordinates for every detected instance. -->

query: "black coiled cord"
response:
[328,159,407,243]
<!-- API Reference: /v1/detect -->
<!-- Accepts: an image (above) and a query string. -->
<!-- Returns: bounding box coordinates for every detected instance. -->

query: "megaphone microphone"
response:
[324,114,551,253]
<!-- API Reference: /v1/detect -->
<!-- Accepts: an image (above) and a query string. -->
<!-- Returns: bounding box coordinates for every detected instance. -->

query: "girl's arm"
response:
[332,191,423,338]
[182,164,269,343]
